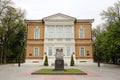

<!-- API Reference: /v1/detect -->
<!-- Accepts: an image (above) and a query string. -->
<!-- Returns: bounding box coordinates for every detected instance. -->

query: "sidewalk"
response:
[0,63,120,80]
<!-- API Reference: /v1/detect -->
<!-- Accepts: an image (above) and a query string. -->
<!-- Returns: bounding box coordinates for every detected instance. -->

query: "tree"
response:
[70,54,74,66]
[0,0,26,64]
[44,55,48,66]
[93,1,120,64]
[100,1,120,22]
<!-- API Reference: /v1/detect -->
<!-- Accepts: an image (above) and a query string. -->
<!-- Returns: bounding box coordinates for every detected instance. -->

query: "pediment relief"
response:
[43,13,76,21]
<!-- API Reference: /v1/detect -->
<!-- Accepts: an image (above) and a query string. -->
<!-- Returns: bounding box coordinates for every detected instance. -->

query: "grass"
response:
[31,68,87,75]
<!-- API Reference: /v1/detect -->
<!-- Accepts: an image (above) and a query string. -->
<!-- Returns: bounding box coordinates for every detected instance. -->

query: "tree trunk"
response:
[0,37,3,64]
[0,49,3,64]
[3,48,7,64]
[112,57,116,64]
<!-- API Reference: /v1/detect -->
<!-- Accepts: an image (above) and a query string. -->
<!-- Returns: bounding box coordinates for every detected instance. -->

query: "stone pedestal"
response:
[55,60,64,70]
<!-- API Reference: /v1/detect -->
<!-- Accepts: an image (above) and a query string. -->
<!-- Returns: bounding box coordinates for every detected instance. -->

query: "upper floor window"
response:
[48,47,52,56]
[80,47,85,56]
[48,26,54,38]
[65,26,71,38]
[34,48,39,56]
[56,25,63,38]
[79,26,84,38]
[34,26,40,39]
[66,47,71,56]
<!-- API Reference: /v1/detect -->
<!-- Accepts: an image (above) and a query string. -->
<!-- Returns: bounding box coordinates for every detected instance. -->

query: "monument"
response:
[54,49,64,70]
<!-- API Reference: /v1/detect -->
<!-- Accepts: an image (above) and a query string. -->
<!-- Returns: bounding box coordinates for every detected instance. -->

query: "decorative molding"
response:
[76,19,94,23]
[75,43,92,46]
[75,38,92,40]
[27,39,44,40]
[43,13,76,22]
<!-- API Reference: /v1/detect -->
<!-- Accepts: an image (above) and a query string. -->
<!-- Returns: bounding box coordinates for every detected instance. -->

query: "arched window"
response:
[79,26,84,38]
[34,26,40,39]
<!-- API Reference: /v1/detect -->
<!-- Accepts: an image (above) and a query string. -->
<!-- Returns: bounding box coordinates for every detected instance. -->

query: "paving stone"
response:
[0,63,120,80]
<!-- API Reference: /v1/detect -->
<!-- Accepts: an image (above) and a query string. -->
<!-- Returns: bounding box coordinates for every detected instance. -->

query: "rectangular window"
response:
[34,48,39,56]
[56,25,62,38]
[48,47,52,56]
[66,47,71,56]
[65,26,71,38]
[80,47,85,56]
[48,26,54,38]
[79,27,84,38]
[34,27,40,39]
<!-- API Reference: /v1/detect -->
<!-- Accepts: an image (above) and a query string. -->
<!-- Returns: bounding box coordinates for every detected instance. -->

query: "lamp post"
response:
[18,46,21,67]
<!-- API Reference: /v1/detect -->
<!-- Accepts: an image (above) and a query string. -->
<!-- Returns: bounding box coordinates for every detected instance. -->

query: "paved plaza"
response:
[0,63,120,80]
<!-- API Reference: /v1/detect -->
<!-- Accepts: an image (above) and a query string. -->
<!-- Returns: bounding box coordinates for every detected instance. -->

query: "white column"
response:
[71,25,74,38]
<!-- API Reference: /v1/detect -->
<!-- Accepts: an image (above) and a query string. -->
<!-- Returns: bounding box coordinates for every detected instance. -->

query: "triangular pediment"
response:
[43,13,76,21]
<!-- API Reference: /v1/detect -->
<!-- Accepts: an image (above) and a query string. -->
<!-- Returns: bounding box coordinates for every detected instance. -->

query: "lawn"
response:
[31,68,87,75]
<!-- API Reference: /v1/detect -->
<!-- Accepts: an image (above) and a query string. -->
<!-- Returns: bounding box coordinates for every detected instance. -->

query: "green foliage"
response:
[93,1,120,64]
[0,0,26,64]
[70,54,74,66]
[44,55,48,66]
[100,1,120,22]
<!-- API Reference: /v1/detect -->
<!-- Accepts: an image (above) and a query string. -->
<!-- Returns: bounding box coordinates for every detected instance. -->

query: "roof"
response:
[26,13,94,23]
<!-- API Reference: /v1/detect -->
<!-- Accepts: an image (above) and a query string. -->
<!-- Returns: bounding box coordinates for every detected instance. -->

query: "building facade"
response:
[26,13,94,65]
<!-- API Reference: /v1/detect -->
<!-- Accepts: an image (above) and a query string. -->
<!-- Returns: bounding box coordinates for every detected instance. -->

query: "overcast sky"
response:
[13,0,118,28]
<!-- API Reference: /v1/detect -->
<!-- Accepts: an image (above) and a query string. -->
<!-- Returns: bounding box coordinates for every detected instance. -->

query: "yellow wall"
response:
[75,22,93,60]
[26,21,93,60]
[26,22,44,60]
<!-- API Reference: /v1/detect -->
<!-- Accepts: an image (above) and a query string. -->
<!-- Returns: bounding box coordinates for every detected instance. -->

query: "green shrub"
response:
[44,55,48,66]
[70,54,74,66]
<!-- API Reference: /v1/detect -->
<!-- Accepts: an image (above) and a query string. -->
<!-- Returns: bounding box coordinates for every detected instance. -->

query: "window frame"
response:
[48,26,54,38]
[48,47,52,56]
[34,47,39,57]
[66,47,71,56]
[65,26,71,38]
[79,26,84,38]
[79,47,85,56]
[34,26,40,39]
[56,25,63,38]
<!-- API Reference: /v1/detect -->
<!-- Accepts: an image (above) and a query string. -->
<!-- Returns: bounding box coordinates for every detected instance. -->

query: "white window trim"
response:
[34,26,40,39]
[79,47,85,56]
[65,26,72,38]
[33,47,39,56]
[56,25,63,38]
[79,26,84,38]
[48,47,53,56]
[66,47,71,56]
[48,26,54,38]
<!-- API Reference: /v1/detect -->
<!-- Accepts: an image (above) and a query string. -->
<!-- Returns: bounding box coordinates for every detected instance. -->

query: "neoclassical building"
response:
[26,13,94,65]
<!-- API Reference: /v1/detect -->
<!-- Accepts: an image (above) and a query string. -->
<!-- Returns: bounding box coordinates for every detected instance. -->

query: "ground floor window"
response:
[66,47,71,56]
[48,47,52,56]
[34,48,39,56]
[80,47,85,56]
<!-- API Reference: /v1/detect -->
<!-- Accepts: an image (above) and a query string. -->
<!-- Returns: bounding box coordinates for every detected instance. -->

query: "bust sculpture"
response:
[55,49,64,60]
